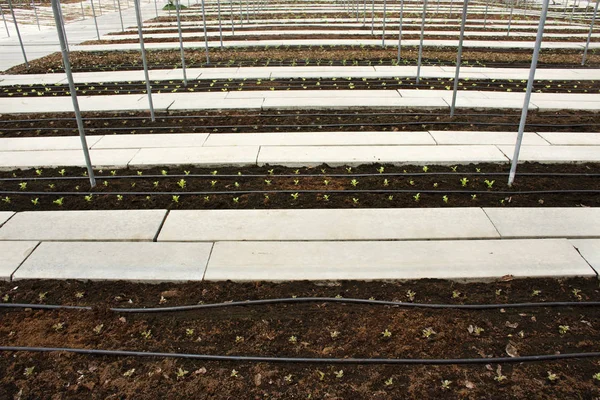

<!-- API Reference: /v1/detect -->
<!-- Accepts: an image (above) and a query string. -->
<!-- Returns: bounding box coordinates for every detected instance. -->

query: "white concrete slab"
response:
[261,97,449,109]
[496,145,600,163]
[226,90,401,99]
[0,210,168,241]
[128,146,260,167]
[0,136,103,152]
[0,212,14,227]
[0,241,38,281]
[531,101,600,111]
[158,208,500,241]
[257,145,508,166]
[484,208,600,239]
[91,133,209,149]
[0,149,139,169]
[429,131,548,145]
[204,239,595,281]
[168,98,265,110]
[569,239,600,274]
[537,132,600,146]
[203,131,436,146]
[13,241,213,282]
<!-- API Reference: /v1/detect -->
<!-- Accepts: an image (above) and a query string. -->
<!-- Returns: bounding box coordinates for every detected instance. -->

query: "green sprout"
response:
[406,290,416,301]
[161,170,168,176]
[284,374,293,383]
[288,335,298,344]
[1,196,10,204]
[381,329,392,338]
[532,289,541,296]
[442,195,449,204]
[232,197,239,203]
[93,324,103,335]
[210,170,218,176]
[383,179,390,187]
[558,325,570,335]
[323,194,330,201]
[460,177,469,187]
[471,194,477,200]
[291,193,299,200]
[172,195,180,203]
[177,179,186,189]
[547,371,558,382]
[484,179,495,189]
[35,169,43,176]
[377,166,385,174]
[176,368,189,380]
[593,372,600,381]
[413,193,421,202]
[140,330,152,339]
[350,179,359,187]
[352,198,359,204]
[110,170,116,176]
[58,169,66,176]
[19,182,27,190]
[31,198,39,206]
[334,370,344,379]
[84,195,93,202]
[384,377,393,386]
[137,171,143,176]
[441,380,452,390]
[24,367,35,377]
[450,166,458,172]
[422,327,436,338]
[117,195,123,201]
[422,165,429,173]
[53,198,64,206]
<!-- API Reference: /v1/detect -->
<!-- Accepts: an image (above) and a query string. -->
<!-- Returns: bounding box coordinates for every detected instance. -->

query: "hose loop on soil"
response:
[2,298,600,313]
[1,345,599,364]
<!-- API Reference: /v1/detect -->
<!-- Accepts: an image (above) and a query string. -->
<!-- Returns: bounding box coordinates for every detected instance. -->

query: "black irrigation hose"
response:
[1,345,600,364]
[1,189,600,196]
[2,297,600,313]
[1,172,599,182]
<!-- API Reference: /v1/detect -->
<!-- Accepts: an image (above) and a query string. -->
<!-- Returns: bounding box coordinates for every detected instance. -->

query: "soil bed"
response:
[0,163,598,211]
[1,109,599,137]
[1,277,600,399]
[4,46,598,74]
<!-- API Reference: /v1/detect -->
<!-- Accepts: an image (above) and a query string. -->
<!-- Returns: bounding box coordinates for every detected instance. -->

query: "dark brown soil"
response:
[1,109,599,138]
[4,45,598,74]
[2,77,598,98]
[0,163,598,211]
[1,277,600,399]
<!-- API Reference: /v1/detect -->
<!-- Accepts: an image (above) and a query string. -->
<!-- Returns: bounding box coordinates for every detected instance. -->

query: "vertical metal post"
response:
[508,0,550,186]
[58,0,70,52]
[582,0,599,65]
[133,0,156,121]
[370,0,374,34]
[201,0,210,64]
[507,0,514,36]
[362,0,366,24]
[154,0,158,17]
[80,0,86,19]
[7,0,28,67]
[218,0,223,48]
[230,0,234,34]
[356,0,359,21]
[450,0,468,116]
[484,0,488,28]
[245,0,249,23]
[570,0,576,23]
[50,0,96,188]
[416,0,428,83]
[397,0,403,62]
[116,0,124,31]
[449,0,453,17]
[175,0,187,86]
[239,0,243,27]
[32,0,40,30]
[0,3,10,38]
[90,0,100,40]
[382,0,386,46]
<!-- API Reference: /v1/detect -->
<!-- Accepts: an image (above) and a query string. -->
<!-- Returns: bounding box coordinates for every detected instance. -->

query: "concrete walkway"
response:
[1,131,598,169]
[0,208,598,281]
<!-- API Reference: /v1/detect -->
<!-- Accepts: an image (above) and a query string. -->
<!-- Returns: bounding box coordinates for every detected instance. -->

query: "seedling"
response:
[19,182,27,190]
[161,170,168,176]
[406,290,416,301]
[350,179,359,187]
[176,368,189,380]
[409,179,415,186]
[177,179,186,189]
[117,195,123,201]
[110,170,117,176]
[384,377,393,386]
[460,177,469,187]
[316,370,326,381]
[38,292,47,301]
[172,195,180,203]
[388,195,394,201]
[35,169,43,176]
[1,197,10,204]
[422,166,429,173]
[210,170,218,176]
[268,169,274,175]
[352,198,359,204]
[433,182,438,188]
[381,329,392,338]
[186,329,195,336]
[74,292,84,299]
[284,374,293,383]
[234,182,240,188]
[593,372,600,381]
[471,194,477,200]
[413,193,421,202]
[383,179,389,186]
[484,179,495,189]
[334,370,344,379]
[235,336,244,343]
[52,322,65,331]
[123,368,135,377]
[330,331,340,339]
[103,181,108,187]
[377,166,385,174]
[323,194,330,201]
[264,179,272,185]
[153,181,159,188]
[346,167,352,173]
[468,325,484,336]
[141,330,152,339]
[422,327,436,338]
[494,370,507,382]
[24,367,35,377]
[495,289,502,296]
[58,169,66,176]
[294,179,300,185]
[323,179,329,186]
[232,197,239,203]
[450,166,458,172]
[93,324,103,334]
[441,380,452,390]
[137,171,143,176]
[547,371,558,382]
[2,294,9,302]
[531,289,541,296]
[291,193,299,200]
[48,184,55,190]
[442,195,449,204]
[572,288,583,300]
[452,290,461,299]
[84,195,93,202]
[288,335,298,344]
[558,325,570,335]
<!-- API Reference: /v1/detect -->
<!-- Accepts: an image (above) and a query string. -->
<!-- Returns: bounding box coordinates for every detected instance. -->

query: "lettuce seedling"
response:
[460,178,469,187]
[177,179,186,189]
[19,182,27,190]
[31,198,39,206]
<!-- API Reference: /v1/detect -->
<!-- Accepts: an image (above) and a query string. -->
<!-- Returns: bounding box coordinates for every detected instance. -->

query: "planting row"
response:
[1,110,598,137]
[1,278,599,398]
[7,46,598,74]
[0,163,598,211]
[3,77,598,98]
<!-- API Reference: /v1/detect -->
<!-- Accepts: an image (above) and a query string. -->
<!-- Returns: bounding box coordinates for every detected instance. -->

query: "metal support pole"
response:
[0,4,10,38]
[382,0,386,46]
[154,0,158,17]
[508,0,550,186]
[370,0,374,34]
[175,0,187,86]
[356,0,359,21]
[245,0,249,23]
[230,0,234,34]
[450,0,468,116]
[50,0,96,188]
[397,0,404,62]
[582,0,599,65]
[449,0,453,17]
[239,0,243,27]
[570,0,576,23]
[7,0,28,67]
[201,0,210,64]
[507,0,514,36]
[133,0,156,121]
[90,0,100,40]
[32,0,40,30]
[416,0,428,83]
[484,0,488,28]
[116,0,124,31]
[218,0,223,48]
[362,0,366,24]
[80,0,86,19]
[58,0,70,52]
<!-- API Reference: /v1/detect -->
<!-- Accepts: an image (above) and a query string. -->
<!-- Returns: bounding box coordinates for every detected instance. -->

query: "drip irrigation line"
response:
[1,172,599,182]
[2,297,600,313]
[1,189,599,196]
[1,345,600,364]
